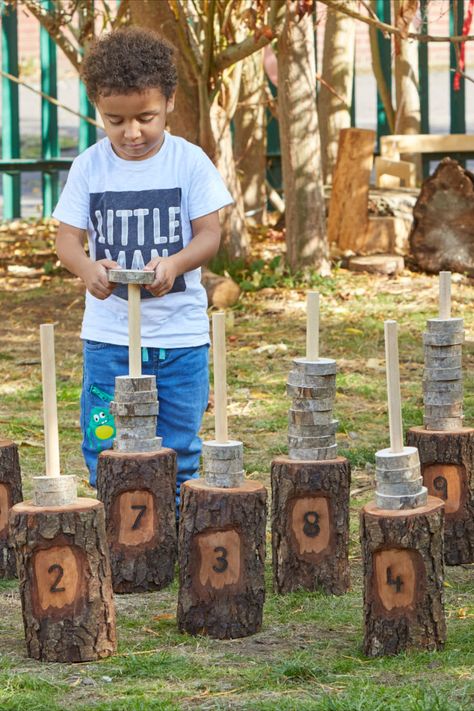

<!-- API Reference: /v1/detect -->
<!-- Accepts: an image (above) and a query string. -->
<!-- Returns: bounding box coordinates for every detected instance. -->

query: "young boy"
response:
[53,27,233,503]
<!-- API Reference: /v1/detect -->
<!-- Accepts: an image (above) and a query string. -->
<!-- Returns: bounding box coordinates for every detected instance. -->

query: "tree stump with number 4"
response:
[407,426,474,565]
[9,498,116,663]
[360,497,446,657]
[271,456,351,595]
[97,448,177,593]
[0,439,22,578]
[177,480,267,639]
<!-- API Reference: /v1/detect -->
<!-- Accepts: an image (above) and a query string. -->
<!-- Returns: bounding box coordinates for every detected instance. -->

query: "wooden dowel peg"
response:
[384,320,403,453]
[212,312,228,443]
[128,284,141,378]
[40,324,60,477]
[439,271,451,320]
[306,292,320,361]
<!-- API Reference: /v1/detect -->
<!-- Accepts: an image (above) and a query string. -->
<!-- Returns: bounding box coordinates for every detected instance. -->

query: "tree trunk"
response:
[271,456,350,595]
[277,1,329,272]
[10,498,116,662]
[0,440,22,579]
[177,479,267,639]
[407,426,474,565]
[360,498,446,657]
[234,50,268,224]
[96,448,177,593]
[318,6,355,183]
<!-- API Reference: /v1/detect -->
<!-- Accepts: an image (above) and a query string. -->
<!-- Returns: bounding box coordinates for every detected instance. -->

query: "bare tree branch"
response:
[21,0,82,70]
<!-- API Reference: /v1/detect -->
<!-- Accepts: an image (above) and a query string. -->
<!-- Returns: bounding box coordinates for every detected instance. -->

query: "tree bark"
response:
[360,498,446,657]
[177,479,267,639]
[407,426,474,565]
[96,448,177,593]
[277,1,329,272]
[271,456,350,595]
[234,50,268,224]
[318,6,355,183]
[0,440,22,579]
[9,498,116,662]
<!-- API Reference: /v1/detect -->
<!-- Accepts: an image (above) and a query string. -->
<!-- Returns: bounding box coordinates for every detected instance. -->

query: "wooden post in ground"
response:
[96,270,177,593]
[361,320,445,657]
[407,272,474,564]
[9,324,116,662]
[177,312,266,639]
[271,292,351,595]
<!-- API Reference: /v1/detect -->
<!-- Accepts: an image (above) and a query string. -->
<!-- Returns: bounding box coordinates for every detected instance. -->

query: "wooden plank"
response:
[381,134,474,156]
[374,157,416,188]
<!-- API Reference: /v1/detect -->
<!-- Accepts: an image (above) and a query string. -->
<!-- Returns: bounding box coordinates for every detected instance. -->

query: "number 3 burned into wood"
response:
[212,546,228,573]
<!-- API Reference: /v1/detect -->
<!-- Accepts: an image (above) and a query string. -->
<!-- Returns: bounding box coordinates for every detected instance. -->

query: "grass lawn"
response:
[0,226,473,710]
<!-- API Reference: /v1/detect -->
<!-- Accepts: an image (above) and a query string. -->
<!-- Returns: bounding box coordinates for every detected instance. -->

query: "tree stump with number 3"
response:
[360,497,446,657]
[9,498,116,662]
[177,480,267,639]
[271,456,351,595]
[97,448,177,593]
[0,439,22,578]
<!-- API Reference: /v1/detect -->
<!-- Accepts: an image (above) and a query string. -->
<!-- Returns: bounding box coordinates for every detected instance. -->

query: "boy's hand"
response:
[144,256,178,297]
[82,259,120,300]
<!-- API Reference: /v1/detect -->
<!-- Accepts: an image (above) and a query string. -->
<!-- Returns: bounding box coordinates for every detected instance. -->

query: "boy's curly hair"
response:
[81,27,178,103]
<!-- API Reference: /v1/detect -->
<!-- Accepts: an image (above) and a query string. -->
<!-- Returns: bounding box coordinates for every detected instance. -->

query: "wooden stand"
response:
[271,456,350,595]
[360,497,446,657]
[0,439,22,578]
[96,447,177,593]
[407,426,474,565]
[177,479,267,639]
[9,498,116,662]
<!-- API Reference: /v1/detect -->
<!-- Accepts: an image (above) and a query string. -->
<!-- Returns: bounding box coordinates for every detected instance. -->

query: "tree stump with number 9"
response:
[9,498,116,662]
[360,496,446,657]
[97,448,177,593]
[177,479,267,639]
[0,439,22,578]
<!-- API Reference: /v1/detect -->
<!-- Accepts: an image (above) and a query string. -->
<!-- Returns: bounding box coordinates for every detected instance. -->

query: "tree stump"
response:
[271,456,350,595]
[0,439,22,578]
[407,426,474,565]
[96,448,177,593]
[9,498,116,662]
[177,479,267,639]
[409,158,474,276]
[360,497,446,657]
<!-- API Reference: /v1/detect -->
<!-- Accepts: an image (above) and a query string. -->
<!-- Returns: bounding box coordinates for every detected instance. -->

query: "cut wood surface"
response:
[360,497,445,657]
[9,498,116,662]
[177,479,266,639]
[96,448,177,593]
[407,426,474,565]
[0,439,22,578]
[271,456,350,595]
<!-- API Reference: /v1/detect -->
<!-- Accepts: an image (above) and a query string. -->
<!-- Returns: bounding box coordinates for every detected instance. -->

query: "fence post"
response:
[450,0,465,141]
[78,2,96,152]
[1,2,21,219]
[418,0,430,178]
[375,0,392,146]
[40,0,59,216]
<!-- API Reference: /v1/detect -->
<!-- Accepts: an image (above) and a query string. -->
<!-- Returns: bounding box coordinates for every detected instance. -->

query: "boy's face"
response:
[96,88,175,161]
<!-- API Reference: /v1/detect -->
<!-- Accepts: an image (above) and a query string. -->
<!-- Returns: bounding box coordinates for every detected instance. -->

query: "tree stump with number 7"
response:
[177,479,267,639]
[0,439,22,578]
[9,498,116,662]
[360,497,446,657]
[97,448,177,593]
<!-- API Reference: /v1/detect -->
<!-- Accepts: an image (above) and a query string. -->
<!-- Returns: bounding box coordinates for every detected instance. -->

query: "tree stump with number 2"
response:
[9,498,116,663]
[97,448,177,593]
[0,439,22,578]
[177,480,267,639]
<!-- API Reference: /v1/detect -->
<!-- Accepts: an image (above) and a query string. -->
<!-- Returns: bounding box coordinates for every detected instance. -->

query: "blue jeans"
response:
[80,341,209,507]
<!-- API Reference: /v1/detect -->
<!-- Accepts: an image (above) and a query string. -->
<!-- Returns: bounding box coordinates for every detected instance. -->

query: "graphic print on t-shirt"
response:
[90,188,186,299]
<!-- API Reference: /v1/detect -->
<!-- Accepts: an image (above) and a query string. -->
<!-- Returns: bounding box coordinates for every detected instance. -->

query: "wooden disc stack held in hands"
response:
[361,321,446,657]
[177,313,267,639]
[0,439,22,578]
[271,293,351,595]
[97,269,177,593]
[9,324,116,662]
[407,272,474,565]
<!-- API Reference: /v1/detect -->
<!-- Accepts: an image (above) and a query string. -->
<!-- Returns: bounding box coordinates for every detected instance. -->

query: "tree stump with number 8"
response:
[0,439,22,578]
[407,426,474,565]
[97,448,177,593]
[271,456,351,595]
[360,496,446,657]
[177,479,267,639]
[9,498,116,662]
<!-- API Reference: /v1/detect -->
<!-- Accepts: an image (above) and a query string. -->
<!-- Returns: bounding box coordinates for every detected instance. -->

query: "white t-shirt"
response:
[53,133,233,348]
